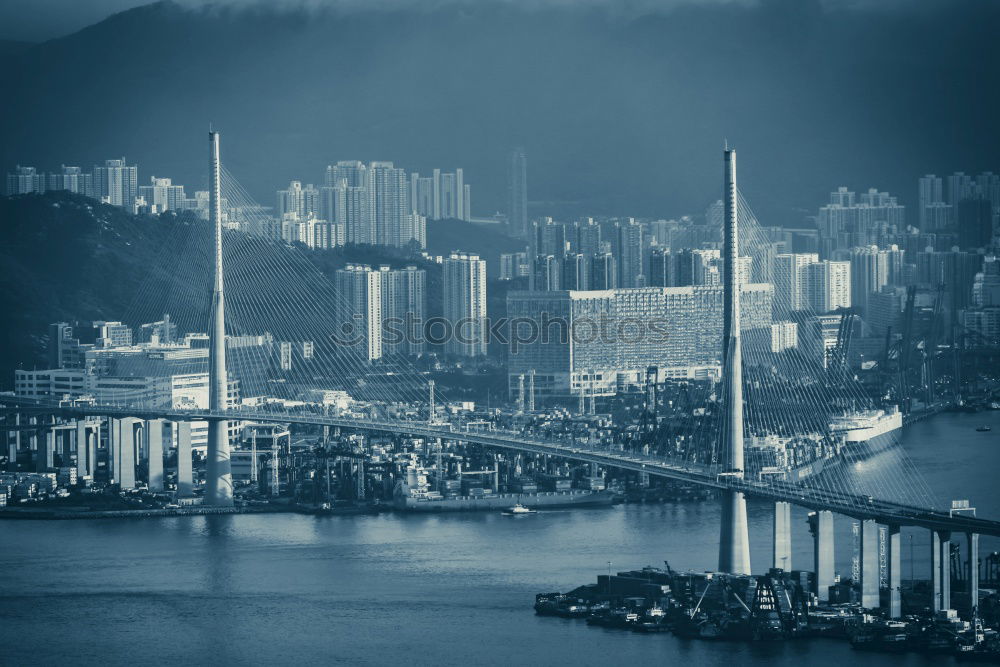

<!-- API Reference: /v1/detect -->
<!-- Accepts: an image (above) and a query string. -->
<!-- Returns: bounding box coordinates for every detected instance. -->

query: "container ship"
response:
[392,464,616,512]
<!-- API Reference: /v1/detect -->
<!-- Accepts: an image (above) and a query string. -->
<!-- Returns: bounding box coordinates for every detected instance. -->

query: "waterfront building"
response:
[443,252,487,358]
[506,284,773,398]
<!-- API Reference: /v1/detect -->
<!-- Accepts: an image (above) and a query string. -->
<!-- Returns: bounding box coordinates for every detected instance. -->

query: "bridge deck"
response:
[4,398,1000,538]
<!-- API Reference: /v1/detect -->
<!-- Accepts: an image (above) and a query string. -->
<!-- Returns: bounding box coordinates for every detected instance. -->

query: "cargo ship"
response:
[393,485,616,512]
[829,407,903,461]
[392,465,616,512]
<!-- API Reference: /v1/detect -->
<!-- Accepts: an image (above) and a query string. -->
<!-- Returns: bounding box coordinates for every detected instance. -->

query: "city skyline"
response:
[2,2,1000,665]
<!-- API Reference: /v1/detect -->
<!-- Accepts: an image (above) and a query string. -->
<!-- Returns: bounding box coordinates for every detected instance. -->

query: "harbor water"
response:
[1,410,998,666]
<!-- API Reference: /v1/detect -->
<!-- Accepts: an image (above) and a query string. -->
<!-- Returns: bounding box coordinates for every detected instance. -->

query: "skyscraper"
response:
[617,218,645,288]
[508,147,528,239]
[443,252,487,357]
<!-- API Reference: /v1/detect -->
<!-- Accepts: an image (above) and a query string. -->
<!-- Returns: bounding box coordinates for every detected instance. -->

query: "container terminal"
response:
[534,560,1000,659]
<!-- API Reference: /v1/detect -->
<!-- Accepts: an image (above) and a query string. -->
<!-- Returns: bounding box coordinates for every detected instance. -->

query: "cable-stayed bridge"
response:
[3,133,996,617]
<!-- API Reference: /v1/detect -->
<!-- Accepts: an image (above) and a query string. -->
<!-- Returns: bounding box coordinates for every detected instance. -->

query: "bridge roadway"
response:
[5,397,1000,538]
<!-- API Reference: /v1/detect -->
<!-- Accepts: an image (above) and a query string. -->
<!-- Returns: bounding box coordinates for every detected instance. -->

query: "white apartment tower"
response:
[443,252,488,357]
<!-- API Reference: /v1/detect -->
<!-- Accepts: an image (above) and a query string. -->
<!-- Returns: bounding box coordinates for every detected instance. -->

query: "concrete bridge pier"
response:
[5,413,20,470]
[860,519,880,609]
[887,524,902,618]
[968,532,979,618]
[37,426,55,472]
[111,418,140,489]
[75,420,96,479]
[146,419,164,492]
[773,501,792,571]
[27,416,38,464]
[809,510,835,602]
[933,530,952,610]
[175,421,193,497]
[931,529,942,612]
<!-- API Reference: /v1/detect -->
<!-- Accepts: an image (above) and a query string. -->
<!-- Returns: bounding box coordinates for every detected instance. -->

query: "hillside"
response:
[0,192,522,387]
[2,1,998,224]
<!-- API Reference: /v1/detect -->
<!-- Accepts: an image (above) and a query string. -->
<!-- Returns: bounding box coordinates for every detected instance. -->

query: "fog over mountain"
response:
[1,0,997,224]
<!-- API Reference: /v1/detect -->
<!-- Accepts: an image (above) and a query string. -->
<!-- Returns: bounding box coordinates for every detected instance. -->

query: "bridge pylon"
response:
[205,130,233,506]
[717,146,751,575]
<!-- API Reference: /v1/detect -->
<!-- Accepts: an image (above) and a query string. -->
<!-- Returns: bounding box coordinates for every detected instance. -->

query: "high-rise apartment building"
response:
[773,253,819,311]
[6,166,44,194]
[817,187,905,256]
[500,252,530,281]
[804,260,851,313]
[368,162,409,247]
[138,177,186,213]
[47,165,91,195]
[443,252,487,357]
[410,168,472,221]
[276,181,320,219]
[379,265,427,356]
[334,264,384,362]
[508,147,528,238]
[93,159,138,209]
[617,219,645,288]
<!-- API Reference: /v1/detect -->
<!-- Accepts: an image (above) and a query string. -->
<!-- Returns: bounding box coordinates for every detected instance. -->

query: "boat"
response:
[976,425,992,432]
[850,631,910,653]
[502,503,537,515]
[831,408,903,461]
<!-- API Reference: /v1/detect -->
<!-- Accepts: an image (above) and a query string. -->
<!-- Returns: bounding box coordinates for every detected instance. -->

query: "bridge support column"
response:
[120,419,138,489]
[146,419,164,492]
[75,421,88,478]
[931,529,942,612]
[809,510,835,602]
[887,524,901,618]
[773,501,792,571]
[6,413,20,470]
[968,532,979,619]
[37,427,55,472]
[859,519,880,609]
[176,421,193,497]
[111,418,122,483]
[939,530,952,610]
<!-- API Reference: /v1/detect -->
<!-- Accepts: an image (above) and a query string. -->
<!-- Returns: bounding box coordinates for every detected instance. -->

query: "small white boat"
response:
[502,503,537,515]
